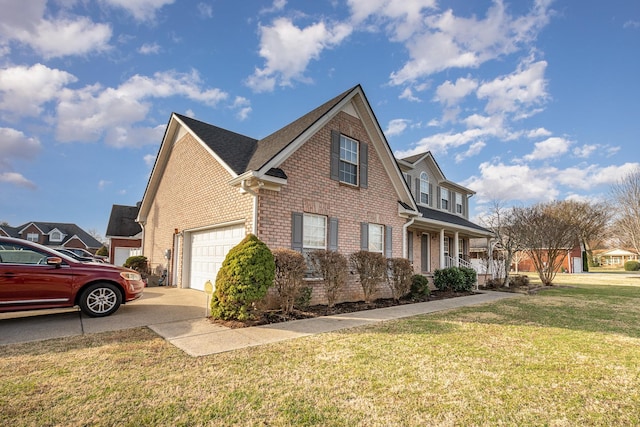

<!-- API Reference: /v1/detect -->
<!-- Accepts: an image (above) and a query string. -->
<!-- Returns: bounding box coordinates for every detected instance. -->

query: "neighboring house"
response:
[137,84,493,304]
[0,222,102,253]
[595,248,639,267]
[105,204,143,266]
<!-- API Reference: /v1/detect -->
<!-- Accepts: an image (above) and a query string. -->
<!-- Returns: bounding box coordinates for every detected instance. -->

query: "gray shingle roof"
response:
[416,205,492,234]
[16,222,103,248]
[106,205,142,238]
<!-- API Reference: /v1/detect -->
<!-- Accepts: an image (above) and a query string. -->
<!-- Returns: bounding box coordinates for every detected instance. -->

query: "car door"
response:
[0,242,75,308]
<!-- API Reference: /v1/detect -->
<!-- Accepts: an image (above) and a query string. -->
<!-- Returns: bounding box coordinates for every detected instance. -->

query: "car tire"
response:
[79,283,122,317]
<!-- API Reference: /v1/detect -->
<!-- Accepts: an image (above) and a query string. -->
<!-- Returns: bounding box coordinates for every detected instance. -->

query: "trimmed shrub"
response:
[459,267,477,292]
[96,246,108,257]
[272,249,306,314]
[294,286,312,311]
[508,274,530,288]
[433,267,465,292]
[410,274,430,298]
[624,260,640,271]
[350,250,386,303]
[124,255,148,274]
[210,234,275,321]
[386,258,413,301]
[309,250,347,307]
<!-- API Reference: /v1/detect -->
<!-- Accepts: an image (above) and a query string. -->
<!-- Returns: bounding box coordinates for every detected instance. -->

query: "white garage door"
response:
[189,225,245,291]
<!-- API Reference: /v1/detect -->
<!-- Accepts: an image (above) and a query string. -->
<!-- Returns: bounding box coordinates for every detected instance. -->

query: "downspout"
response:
[240,180,259,235]
[402,217,415,259]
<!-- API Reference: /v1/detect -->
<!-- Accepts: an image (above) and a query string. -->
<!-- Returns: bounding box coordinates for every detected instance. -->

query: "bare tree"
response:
[87,228,105,245]
[610,169,640,255]
[480,200,523,286]
[510,201,579,286]
[558,200,610,269]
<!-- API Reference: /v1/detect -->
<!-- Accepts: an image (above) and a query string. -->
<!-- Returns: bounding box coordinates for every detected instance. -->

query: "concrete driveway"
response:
[0,287,209,346]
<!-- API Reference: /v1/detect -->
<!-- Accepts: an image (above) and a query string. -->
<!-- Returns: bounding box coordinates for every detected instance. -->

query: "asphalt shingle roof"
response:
[106,205,142,237]
[417,205,492,234]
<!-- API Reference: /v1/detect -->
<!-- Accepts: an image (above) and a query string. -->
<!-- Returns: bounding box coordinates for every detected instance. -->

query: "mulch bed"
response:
[210,289,476,329]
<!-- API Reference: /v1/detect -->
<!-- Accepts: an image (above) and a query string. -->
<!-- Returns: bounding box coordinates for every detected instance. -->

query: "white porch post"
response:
[439,229,445,268]
[453,231,459,267]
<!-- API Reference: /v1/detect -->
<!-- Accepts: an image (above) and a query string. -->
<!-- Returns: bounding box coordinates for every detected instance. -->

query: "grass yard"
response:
[1,274,639,426]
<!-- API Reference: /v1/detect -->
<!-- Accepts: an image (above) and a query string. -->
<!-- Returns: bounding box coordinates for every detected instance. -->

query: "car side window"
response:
[0,242,49,265]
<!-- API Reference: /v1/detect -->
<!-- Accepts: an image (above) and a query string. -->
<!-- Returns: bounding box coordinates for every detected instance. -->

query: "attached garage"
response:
[187,224,245,291]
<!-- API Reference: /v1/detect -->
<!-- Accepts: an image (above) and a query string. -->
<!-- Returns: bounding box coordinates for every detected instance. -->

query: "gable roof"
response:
[416,206,492,237]
[13,222,103,248]
[106,204,143,238]
[399,151,475,195]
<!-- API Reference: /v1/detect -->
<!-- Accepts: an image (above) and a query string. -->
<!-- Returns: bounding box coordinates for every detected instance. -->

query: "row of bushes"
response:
[624,260,640,271]
[208,235,479,321]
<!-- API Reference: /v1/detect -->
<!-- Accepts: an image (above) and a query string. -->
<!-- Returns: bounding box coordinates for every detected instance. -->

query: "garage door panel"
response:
[189,225,244,291]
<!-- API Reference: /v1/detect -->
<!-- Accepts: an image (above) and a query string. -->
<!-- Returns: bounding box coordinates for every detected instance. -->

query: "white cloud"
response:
[385,119,410,136]
[0,127,41,162]
[0,1,112,58]
[56,70,226,146]
[0,64,77,117]
[527,127,552,138]
[197,2,214,18]
[232,96,252,121]
[246,17,352,92]
[388,0,553,84]
[434,77,478,106]
[398,87,421,102]
[139,43,161,54]
[98,179,111,190]
[477,59,548,116]
[144,154,156,167]
[523,136,571,161]
[573,144,598,158]
[455,140,486,163]
[0,172,37,189]
[261,0,287,14]
[101,0,175,22]
[348,0,437,41]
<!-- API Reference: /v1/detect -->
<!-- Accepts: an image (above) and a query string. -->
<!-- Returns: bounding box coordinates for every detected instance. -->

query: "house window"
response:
[368,223,384,253]
[441,188,449,210]
[26,233,39,242]
[456,193,463,214]
[339,135,359,185]
[458,238,464,258]
[443,236,450,257]
[303,213,327,250]
[419,172,429,205]
[50,231,62,242]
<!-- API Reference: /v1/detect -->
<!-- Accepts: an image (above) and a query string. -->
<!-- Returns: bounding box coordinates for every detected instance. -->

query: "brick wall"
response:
[257,111,406,304]
[143,132,253,287]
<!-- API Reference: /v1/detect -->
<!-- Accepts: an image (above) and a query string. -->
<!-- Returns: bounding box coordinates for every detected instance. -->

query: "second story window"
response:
[339,135,358,186]
[419,172,429,205]
[456,193,463,214]
[441,188,449,210]
[26,233,39,242]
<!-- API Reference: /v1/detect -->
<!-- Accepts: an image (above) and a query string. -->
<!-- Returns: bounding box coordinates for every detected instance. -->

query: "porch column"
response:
[453,231,459,267]
[439,229,445,268]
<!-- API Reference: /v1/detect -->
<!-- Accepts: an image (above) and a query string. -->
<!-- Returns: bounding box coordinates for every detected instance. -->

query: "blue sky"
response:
[1,0,639,240]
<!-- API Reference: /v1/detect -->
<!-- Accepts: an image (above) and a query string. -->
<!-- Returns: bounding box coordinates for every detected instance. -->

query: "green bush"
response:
[123,255,148,274]
[96,246,109,257]
[309,250,347,307]
[433,267,466,292]
[386,258,413,301]
[624,260,640,271]
[210,234,275,321]
[459,267,477,292]
[349,250,386,303]
[410,274,430,298]
[272,249,306,314]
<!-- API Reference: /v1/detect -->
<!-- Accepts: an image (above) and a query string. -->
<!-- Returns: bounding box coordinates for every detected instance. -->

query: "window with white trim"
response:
[339,135,358,185]
[441,188,449,210]
[50,231,62,242]
[26,233,39,242]
[456,193,463,214]
[419,172,429,205]
[303,213,327,250]
[368,223,384,253]
[443,236,450,257]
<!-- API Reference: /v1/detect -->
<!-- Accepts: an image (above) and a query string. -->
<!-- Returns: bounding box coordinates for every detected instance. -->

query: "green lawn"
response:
[1,274,639,426]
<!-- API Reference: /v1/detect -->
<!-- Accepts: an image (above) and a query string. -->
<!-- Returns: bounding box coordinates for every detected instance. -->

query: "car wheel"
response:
[79,283,122,317]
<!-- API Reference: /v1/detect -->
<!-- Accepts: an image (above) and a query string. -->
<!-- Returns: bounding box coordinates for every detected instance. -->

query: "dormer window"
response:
[419,172,429,205]
[50,231,63,242]
[441,188,449,210]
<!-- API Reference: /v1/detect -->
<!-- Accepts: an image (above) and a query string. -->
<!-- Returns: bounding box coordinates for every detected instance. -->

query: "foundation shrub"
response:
[350,250,386,303]
[309,250,347,308]
[410,274,431,298]
[386,258,413,301]
[272,249,306,314]
[459,267,477,292]
[433,267,465,292]
[624,260,640,271]
[210,234,275,321]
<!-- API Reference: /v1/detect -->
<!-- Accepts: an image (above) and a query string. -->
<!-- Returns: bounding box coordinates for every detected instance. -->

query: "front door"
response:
[421,234,429,273]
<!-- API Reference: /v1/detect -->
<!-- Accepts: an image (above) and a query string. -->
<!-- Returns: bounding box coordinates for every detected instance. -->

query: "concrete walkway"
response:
[149,291,520,357]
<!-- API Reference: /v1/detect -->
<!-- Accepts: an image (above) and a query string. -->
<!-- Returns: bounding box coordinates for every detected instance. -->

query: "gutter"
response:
[240,180,259,235]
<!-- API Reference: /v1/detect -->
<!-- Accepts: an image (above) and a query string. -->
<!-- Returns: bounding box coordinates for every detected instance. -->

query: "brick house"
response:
[137,85,493,304]
[105,204,143,266]
[0,222,103,253]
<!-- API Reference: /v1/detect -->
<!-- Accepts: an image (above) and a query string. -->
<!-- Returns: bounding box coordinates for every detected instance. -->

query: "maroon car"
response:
[0,236,144,317]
